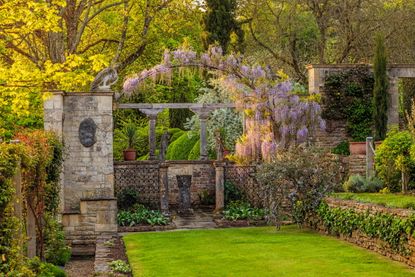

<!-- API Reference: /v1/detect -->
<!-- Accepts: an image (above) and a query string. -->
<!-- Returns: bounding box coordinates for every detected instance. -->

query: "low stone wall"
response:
[348,154,366,176]
[63,198,117,256]
[313,197,415,268]
[224,165,262,206]
[114,161,160,208]
[314,120,348,149]
[114,161,216,208]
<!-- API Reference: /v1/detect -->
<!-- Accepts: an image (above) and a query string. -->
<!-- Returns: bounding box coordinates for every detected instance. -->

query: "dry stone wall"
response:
[314,198,415,268]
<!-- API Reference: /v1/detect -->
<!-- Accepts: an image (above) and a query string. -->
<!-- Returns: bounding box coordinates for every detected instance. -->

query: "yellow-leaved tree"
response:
[0,0,203,138]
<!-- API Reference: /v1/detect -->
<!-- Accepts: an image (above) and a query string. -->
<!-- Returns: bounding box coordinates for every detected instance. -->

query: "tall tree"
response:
[372,34,388,140]
[203,0,243,53]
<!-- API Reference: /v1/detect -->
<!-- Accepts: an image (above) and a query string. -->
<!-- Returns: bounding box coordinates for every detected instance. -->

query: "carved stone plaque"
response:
[79,118,97,147]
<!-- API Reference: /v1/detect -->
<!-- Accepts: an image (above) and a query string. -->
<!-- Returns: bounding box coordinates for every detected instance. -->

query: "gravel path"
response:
[64,258,95,277]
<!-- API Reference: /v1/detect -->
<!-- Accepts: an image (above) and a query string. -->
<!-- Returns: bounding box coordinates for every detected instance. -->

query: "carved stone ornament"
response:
[79,118,97,147]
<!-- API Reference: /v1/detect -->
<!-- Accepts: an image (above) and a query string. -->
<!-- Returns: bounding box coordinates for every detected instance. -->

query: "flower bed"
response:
[117,204,173,232]
[216,201,268,227]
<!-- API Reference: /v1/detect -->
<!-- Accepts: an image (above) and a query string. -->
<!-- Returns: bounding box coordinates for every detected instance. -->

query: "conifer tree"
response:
[203,0,243,53]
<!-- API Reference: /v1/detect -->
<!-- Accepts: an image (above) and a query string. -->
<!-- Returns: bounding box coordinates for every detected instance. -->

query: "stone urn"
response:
[177,175,193,215]
[349,142,366,155]
[123,149,137,161]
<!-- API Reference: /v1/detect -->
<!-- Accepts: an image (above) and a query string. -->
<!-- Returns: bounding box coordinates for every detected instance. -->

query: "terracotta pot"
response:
[349,141,366,155]
[123,149,137,161]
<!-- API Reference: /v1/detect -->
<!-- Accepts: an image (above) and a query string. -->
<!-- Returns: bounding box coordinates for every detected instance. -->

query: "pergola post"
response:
[140,108,163,160]
[191,108,212,161]
[214,161,225,212]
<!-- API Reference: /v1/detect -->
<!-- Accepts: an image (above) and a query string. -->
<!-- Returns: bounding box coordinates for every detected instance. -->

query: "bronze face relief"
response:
[79,118,97,147]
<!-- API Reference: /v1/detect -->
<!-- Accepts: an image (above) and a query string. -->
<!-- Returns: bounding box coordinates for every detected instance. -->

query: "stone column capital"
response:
[190,108,213,120]
[139,108,163,119]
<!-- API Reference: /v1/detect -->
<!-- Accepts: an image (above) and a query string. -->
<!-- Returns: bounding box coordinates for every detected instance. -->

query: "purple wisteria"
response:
[122,45,325,162]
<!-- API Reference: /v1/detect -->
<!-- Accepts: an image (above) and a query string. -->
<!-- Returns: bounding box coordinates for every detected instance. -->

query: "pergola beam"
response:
[117,103,236,110]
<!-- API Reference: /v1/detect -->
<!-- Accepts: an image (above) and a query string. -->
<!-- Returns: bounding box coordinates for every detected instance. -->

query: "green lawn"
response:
[332,193,415,209]
[123,226,415,277]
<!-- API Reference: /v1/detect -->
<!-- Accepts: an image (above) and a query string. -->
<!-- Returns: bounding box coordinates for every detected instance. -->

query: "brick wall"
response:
[167,161,215,206]
[114,161,216,208]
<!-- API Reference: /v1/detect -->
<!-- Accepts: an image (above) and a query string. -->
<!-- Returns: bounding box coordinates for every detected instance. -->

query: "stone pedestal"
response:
[177,175,193,215]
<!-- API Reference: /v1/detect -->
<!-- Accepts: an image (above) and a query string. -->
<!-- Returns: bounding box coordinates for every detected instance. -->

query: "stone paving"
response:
[172,209,217,229]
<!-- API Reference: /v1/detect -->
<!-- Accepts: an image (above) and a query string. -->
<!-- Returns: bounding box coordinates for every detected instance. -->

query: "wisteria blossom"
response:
[122,45,325,162]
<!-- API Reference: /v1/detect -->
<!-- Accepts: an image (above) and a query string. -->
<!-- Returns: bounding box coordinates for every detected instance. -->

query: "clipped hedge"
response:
[166,131,199,160]
[187,139,200,160]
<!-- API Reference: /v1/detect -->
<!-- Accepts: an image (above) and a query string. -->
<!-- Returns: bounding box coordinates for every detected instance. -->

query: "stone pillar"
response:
[43,91,64,140]
[159,163,169,215]
[43,92,64,214]
[191,108,211,161]
[140,109,163,160]
[307,65,324,95]
[387,76,399,127]
[366,137,375,179]
[214,161,225,212]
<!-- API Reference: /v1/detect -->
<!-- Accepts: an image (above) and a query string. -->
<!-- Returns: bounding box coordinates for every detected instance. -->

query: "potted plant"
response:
[122,121,138,161]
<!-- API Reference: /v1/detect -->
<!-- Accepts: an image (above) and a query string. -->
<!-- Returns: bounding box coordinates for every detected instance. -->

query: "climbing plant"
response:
[372,34,389,140]
[323,67,374,141]
[123,45,325,162]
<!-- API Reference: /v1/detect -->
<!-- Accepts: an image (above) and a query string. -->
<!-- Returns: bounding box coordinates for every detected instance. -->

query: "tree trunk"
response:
[402,170,409,194]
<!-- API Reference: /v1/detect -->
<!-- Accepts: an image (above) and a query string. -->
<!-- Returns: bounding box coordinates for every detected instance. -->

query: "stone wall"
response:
[44,92,117,255]
[167,161,215,206]
[61,93,114,211]
[348,154,366,176]
[314,198,415,268]
[114,160,216,208]
[114,161,160,208]
[313,120,348,149]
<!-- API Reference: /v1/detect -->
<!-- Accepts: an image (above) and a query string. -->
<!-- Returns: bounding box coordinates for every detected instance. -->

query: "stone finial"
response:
[90,67,118,92]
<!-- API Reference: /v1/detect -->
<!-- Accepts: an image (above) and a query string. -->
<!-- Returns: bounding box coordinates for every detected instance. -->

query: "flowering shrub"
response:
[123,46,324,162]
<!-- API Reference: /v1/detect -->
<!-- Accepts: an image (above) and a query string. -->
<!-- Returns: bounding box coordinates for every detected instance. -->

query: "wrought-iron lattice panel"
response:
[224,165,262,207]
[114,162,160,208]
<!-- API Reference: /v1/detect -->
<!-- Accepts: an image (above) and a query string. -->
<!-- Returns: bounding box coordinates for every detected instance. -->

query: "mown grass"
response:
[123,226,415,277]
[332,193,415,209]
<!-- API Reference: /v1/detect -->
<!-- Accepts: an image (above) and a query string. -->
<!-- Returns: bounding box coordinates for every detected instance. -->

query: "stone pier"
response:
[44,92,117,255]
